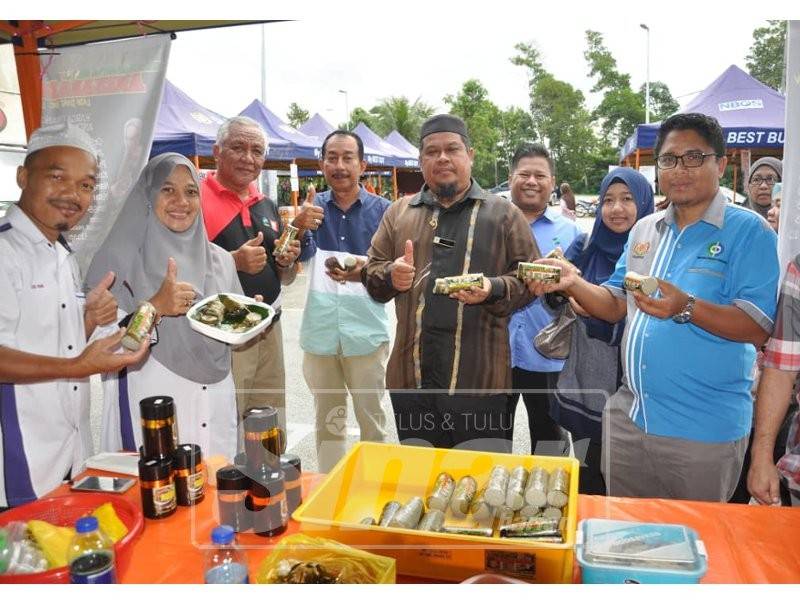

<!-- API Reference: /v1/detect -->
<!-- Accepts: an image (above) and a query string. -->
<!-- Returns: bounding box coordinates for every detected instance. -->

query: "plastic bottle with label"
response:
[203,525,249,584]
[67,516,117,584]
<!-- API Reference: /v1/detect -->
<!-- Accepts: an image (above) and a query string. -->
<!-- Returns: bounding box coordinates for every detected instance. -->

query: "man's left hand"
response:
[450,278,492,304]
[327,257,367,284]
[632,278,689,319]
[275,239,301,268]
[84,271,119,332]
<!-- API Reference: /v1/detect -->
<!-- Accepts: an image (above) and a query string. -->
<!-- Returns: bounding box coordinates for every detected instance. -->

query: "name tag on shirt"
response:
[433,236,455,249]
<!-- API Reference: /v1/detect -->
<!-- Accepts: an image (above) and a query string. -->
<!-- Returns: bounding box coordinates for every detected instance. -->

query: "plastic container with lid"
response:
[216,466,252,532]
[173,444,205,506]
[246,469,287,537]
[138,456,177,520]
[242,406,282,471]
[139,396,177,459]
[280,454,302,516]
[575,519,708,584]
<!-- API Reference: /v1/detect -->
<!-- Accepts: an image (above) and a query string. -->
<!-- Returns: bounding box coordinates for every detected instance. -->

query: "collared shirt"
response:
[509,207,581,372]
[201,173,313,308]
[365,180,538,392]
[762,255,800,494]
[603,191,779,443]
[299,186,391,356]
[0,205,91,506]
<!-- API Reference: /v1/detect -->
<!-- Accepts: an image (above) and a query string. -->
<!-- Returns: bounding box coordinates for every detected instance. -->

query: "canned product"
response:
[273,224,299,257]
[517,262,561,283]
[433,273,484,294]
[122,301,156,351]
[623,271,659,295]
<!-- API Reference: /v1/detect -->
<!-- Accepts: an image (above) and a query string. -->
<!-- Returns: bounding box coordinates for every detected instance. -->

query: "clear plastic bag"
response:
[0,522,48,575]
[255,534,395,584]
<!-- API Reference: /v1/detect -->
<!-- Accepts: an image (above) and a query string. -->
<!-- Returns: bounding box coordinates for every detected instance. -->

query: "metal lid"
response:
[242,406,278,433]
[578,519,706,572]
[139,396,175,420]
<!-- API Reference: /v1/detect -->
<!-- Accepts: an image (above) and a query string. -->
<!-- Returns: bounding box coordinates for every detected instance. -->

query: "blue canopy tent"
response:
[298,113,335,139]
[351,123,422,199]
[620,65,785,173]
[150,80,228,160]
[238,99,322,163]
[384,130,419,158]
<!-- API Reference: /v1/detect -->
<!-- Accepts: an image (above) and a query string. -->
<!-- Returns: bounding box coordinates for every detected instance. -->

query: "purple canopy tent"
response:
[239,99,322,162]
[620,65,785,174]
[298,113,335,139]
[150,80,228,161]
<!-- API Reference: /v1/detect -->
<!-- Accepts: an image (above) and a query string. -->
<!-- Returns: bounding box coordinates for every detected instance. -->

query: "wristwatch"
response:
[672,294,696,324]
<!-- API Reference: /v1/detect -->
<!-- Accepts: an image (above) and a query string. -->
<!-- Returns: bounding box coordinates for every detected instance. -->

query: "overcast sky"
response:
[156,2,794,133]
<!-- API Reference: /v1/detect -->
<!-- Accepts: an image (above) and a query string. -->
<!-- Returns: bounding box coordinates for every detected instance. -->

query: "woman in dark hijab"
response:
[746,157,782,220]
[86,153,244,459]
[549,167,654,495]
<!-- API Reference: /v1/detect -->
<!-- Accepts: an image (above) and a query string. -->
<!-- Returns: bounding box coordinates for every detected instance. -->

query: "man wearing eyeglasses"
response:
[745,157,782,220]
[297,130,391,471]
[201,116,309,437]
[528,113,779,501]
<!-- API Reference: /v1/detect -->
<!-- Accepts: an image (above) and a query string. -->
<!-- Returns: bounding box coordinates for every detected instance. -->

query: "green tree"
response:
[340,106,376,131]
[286,102,310,129]
[746,20,787,91]
[638,81,679,122]
[511,42,598,192]
[368,96,435,141]
[443,79,503,187]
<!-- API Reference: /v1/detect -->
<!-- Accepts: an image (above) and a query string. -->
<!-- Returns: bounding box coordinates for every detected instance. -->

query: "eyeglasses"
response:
[656,151,718,170]
[749,175,779,186]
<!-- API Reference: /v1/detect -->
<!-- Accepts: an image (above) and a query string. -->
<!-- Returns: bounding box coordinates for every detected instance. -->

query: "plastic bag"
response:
[255,534,395,584]
[0,522,48,574]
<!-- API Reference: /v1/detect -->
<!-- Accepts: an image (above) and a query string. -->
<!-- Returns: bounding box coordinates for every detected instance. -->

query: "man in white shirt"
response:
[0,121,148,507]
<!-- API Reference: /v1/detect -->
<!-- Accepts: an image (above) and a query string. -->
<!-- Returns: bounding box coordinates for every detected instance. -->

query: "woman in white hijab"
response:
[86,153,244,459]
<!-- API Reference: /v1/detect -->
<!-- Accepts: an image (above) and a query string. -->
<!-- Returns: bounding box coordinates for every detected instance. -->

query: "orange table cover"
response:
[45,470,800,583]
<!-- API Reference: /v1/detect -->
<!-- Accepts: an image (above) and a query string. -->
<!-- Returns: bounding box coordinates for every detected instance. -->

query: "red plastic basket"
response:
[0,493,144,583]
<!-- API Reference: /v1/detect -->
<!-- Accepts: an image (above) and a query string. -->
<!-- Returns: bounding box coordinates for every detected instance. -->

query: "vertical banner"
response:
[41,34,171,274]
[780,21,800,273]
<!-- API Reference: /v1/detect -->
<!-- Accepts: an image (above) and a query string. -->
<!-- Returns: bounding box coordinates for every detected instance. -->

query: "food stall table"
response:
[39,470,800,584]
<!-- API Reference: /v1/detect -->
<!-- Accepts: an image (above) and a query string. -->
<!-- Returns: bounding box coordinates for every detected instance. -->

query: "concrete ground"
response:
[89,213,594,473]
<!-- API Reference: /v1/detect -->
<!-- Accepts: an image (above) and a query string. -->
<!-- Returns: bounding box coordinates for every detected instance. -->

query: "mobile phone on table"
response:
[70,475,135,494]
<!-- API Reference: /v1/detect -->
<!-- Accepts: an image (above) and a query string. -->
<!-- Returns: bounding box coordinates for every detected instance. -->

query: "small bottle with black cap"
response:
[280,454,302,515]
[242,406,282,476]
[246,469,288,537]
[139,396,177,459]
[173,443,205,506]
[216,466,252,532]
[138,455,177,520]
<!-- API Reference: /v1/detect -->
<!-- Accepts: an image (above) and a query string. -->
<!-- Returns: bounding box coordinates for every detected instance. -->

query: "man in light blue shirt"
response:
[298,130,391,471]
[527,114,779,501]
[508,144,581,451]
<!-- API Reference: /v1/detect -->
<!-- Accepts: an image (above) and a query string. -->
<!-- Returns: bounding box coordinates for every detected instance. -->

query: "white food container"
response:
[186,293,275,345]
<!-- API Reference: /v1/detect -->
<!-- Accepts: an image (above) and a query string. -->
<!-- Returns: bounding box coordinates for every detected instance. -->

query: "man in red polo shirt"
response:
[201,116,318,436]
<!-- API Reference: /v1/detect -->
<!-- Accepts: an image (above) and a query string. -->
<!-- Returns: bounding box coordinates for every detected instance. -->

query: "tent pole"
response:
[377,175,383,195]
[291,159,299,213]
[733,161,738,204]
[14,22,44,137]
[192,155,200,170]
[392,168,398,201]
[635,149,640,170]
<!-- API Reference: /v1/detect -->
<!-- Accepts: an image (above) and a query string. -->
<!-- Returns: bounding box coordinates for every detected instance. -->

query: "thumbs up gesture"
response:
[84,270,119,334]
[390,239,416,292]
[233,231,268,275]
[292,188,325,232]
[149,258,197,317]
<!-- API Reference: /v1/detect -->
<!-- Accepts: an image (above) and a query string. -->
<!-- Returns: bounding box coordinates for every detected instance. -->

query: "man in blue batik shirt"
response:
[527,114,779,501]
[296,130,391,472]
[508,143,581,452]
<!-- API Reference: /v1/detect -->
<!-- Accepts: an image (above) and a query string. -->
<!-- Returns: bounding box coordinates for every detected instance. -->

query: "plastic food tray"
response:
[0,493,144,583]
[187,293,275,345]
[292,442,580,583]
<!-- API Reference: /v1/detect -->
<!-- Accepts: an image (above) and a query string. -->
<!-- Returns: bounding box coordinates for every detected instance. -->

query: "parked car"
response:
[489,180,511,200]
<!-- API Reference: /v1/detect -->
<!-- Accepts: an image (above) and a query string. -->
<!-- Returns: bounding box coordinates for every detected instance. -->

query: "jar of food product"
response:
[138,456,177,520]
[139,396,177,460]
[173,444,205,506]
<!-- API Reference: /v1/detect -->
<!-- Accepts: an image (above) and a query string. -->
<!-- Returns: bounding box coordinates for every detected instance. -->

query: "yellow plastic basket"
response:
[292,442,579,583]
